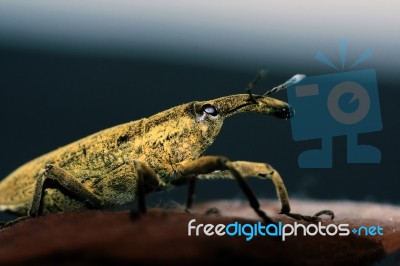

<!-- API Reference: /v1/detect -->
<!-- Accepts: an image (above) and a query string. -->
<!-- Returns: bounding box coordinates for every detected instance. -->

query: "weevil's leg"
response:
[211,161,333,221]
[133,161,147,213]
[177,156,275,224]
[228,165,275,224]
[29,164,102,217]
[237,162,334,222]
[217,161,334,221]
[179,157,334,222]
[185,177,196,212]
[1,164,102,228]
[131,160,162,214]
[174,176,218,214]
[1,215,31,228]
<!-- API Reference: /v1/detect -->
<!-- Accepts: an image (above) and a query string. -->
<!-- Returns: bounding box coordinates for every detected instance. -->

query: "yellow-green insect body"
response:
[0,77,333,225]
[0,94,290,215]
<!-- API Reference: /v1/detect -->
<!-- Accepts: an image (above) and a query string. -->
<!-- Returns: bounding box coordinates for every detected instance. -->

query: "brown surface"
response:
[0,199,399,265]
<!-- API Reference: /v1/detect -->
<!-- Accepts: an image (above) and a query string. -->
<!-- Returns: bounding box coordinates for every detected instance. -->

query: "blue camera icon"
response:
[287,69,382,168]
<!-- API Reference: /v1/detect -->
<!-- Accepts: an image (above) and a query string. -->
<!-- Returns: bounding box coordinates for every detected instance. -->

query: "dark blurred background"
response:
[0,1,399,214]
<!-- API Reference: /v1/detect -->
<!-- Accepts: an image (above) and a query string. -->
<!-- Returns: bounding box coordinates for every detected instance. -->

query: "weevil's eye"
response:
[201,104,219,116]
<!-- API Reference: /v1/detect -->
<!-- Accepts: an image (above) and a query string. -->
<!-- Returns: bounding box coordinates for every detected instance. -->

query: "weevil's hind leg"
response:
[1,164,102,228]
[1,216,31,229]
[177,156,275,224]
[28,164,102,218]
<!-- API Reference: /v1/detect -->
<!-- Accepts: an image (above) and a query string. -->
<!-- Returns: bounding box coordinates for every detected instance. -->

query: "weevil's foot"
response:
[285,213,319,222]
[204,207,221,217]
[255,209,276,225]
[0,216,31,229]
[285,209,335,223]
[314,209,335,220]
[129,209,143,221]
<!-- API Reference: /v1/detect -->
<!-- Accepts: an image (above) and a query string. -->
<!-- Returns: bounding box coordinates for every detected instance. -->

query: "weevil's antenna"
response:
[263,74,306,96]
[246,69,269,103]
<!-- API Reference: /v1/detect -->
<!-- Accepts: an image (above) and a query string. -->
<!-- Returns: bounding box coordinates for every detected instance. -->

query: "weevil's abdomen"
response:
[0,119,146,215]
[0,157,46,215]
[0,153,90,215]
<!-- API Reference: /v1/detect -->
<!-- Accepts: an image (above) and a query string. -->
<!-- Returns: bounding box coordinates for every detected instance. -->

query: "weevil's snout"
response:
[204,94,294,120]
[273,104,295,120]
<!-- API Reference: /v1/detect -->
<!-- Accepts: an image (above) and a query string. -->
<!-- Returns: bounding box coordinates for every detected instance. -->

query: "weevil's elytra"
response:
[0,74,334,226]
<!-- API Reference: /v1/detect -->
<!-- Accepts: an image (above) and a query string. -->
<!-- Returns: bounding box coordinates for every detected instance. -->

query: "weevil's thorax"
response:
[141,102,224,177]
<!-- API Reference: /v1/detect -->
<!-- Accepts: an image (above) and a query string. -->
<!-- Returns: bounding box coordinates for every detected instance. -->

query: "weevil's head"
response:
[190,93,294,146]
[196,93,294,120]
[141,93,293,175]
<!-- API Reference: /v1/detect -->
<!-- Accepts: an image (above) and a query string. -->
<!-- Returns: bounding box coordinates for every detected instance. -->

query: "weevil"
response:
[0,72,333,226]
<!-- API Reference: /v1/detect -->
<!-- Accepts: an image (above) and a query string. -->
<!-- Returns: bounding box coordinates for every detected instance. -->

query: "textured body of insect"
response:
[0,74,333,226]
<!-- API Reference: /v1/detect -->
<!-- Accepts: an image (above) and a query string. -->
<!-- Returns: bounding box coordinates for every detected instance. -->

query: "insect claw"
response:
[285,208,335,223]
[314,209,335,220]
[204,207,221,216]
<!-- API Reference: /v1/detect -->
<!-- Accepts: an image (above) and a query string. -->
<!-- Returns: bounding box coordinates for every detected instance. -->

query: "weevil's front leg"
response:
[177,156,334,223]
[226,161,334,222]
[131,160,162,214]
[176,156,275,224]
